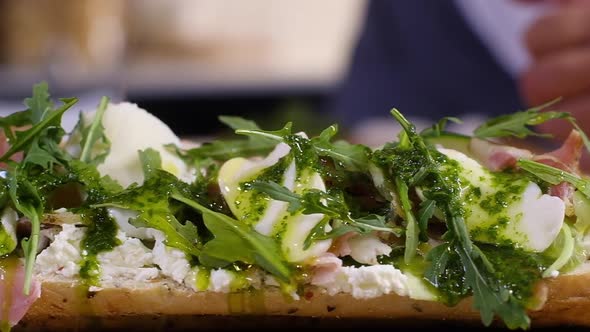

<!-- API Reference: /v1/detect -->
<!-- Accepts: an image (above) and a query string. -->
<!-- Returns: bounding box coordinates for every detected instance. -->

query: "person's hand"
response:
[519,0,590,139]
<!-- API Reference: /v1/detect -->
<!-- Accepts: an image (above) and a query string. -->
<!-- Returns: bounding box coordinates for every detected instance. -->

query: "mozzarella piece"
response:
[69,102,192,187]
[439,148,564,252]
[312,265,408,299]
[218,139,332,263]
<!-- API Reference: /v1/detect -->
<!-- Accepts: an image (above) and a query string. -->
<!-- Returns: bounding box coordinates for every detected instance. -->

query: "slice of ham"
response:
[533,130,584,174]
[328,232,357,258]
[533,130,584,216]
[0,259,41,328]
[469,138,533,172]
[310,252,342,285]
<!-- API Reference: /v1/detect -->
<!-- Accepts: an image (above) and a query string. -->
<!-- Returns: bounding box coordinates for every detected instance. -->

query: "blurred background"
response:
[0,0,366,138]
[2,0,590,148]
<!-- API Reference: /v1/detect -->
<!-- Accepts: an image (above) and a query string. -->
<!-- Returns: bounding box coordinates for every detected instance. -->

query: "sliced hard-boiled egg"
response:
[438,148,564,252]
[218,138,332,263]
[67,102,192,187]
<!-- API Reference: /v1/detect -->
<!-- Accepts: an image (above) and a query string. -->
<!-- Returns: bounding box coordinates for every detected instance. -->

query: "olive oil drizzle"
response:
[0,256,18,332]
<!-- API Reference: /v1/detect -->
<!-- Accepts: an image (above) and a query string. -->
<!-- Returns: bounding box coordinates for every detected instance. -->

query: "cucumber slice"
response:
[423,133,472,157]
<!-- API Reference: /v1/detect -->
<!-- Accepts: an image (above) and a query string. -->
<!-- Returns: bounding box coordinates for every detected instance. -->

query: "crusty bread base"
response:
[14,272,590,331]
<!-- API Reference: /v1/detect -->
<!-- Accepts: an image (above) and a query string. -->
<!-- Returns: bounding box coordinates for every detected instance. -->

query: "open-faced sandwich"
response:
[2,83,590,331]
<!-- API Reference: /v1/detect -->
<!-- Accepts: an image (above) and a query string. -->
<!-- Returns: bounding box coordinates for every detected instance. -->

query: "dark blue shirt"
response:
[328,0,526,127]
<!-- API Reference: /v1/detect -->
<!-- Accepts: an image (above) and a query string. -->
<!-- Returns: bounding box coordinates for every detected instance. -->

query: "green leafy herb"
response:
[237,122,371,173]
[79,96,110,164]
[7,168,43,295]
[417,199,436,242]
[517,159,590,199]
[218,115,261,131]
[97,170,200,256]
[249,181,399,239]
[25,82,53,123]
[421,116,463,137]
[171,192,292,282]
[310,125,370,172]
[474,99,567,139]
[138,148,162,181]
[474,100,590,157]
[69,160,123,203]
[396,178,418,263]
[0,97,78,167]
[176,116,281,164]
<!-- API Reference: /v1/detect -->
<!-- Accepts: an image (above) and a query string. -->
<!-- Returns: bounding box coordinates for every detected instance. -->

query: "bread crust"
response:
[14,272,590,331]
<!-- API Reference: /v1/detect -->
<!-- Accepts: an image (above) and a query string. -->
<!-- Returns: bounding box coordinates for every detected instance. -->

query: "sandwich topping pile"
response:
[1,83,590,330]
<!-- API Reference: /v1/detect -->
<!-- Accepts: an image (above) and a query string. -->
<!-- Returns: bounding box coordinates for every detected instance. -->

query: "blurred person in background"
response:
[329,0,590,146]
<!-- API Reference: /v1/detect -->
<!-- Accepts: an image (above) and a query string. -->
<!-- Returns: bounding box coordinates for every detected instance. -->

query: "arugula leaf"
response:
[79,96,110,164]
[455,244,530,329]
[420,116,463,137]
[0,111,31,142]
[237,122,371,173]
[418,199,436,242]
[310,125,371,172]
[7,168,43,295]
[139,148,162,181]
[249,181,399,237]
[69,160,123,202]
[171,192,292,282]
[395,178,418,263]
[474,99,566,139]
[517,159,590,199]
[247,181,301,213]
[97,170,200,256]
[0,97,78,165]
[25,82,53,123]
[218,116,261,131]
[177,116,283,164]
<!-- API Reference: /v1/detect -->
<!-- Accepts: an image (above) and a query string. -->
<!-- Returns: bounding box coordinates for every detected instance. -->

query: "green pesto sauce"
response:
[0,226,16,257]
[422,244,548,307]
[283,134,319,178]
[79,207,120,285]
[480,244,549,306]
[372,145,428,183]
[238,156,290,225]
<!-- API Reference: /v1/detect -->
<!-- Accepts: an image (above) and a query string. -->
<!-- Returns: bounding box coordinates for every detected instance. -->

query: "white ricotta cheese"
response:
[209,269,235,293]
[152,234,191,284]
[98,231,158,282]
[312,265,408,299]
[35,224,85,278]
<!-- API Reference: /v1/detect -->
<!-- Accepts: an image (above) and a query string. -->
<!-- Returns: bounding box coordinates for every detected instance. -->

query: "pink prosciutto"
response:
[469,138,533,172]
[533,130,584,174]
[534,130,584,215]
[0,260,41,328]
[310,253,342,285]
